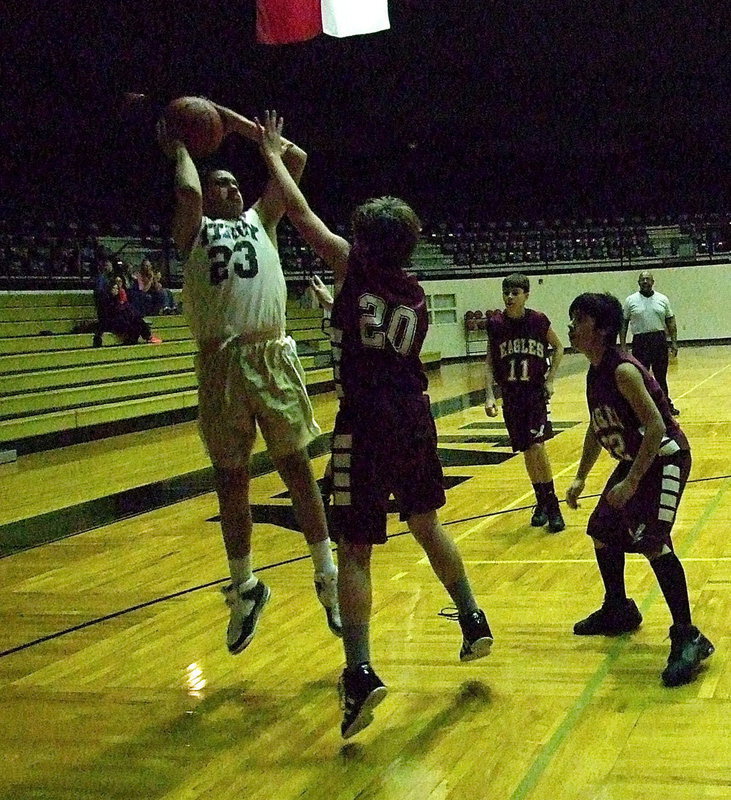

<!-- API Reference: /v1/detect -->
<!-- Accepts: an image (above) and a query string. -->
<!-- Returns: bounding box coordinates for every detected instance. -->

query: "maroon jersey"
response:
[486,309,551,389]
[587,347,689,462]
[330,259,428,403]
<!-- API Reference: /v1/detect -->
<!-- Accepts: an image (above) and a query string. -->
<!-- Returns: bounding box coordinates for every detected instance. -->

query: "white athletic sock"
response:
[309,539,337,578]
[228,556,254,588]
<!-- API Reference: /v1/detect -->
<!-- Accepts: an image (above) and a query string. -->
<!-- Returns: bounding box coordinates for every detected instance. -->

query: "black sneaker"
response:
[221,580,271,655]
[547,507,566,533]
[459,609,494,662]
[339,663,387,739]
[531,506,548,527]
[669,405,681,416]
[662,624,714,687]
[573,598,642,636]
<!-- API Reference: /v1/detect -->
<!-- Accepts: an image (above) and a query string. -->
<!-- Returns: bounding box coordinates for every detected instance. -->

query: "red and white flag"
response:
[257,0,390,45]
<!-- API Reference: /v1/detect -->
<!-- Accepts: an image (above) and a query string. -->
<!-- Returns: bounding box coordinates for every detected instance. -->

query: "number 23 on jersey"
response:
[208,241,259,286]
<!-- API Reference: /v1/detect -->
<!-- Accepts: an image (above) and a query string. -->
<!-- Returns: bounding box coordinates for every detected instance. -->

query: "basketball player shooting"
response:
[157,100,341,657]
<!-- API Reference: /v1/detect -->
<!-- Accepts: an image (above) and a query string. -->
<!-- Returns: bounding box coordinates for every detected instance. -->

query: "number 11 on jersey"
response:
[508,358,529,382]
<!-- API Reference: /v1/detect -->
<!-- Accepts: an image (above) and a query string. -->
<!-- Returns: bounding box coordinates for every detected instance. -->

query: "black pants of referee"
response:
[631,330,673,405]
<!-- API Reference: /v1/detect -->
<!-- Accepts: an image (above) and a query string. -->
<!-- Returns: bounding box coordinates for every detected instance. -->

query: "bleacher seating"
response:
[0,291,335,454]
[428,217,665,270]
[2,212,729,288]
[678,213,731,255]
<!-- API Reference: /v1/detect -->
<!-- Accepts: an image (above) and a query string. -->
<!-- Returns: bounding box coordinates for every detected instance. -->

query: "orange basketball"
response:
[164,96,224,158]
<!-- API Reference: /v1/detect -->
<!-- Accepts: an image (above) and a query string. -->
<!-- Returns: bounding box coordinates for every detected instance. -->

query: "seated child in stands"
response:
[93,260,161,346]
[153,269,179,314]
[129,258,166,316]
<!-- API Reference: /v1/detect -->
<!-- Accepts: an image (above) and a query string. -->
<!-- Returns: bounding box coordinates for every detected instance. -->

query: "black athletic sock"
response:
[595,546,627,605]
[445,576,479,617]
[342,622,371,669]
[649,551,692,626]
[535,481,558,512]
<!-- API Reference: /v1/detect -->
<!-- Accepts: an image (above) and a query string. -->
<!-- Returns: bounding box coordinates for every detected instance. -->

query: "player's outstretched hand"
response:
[255,110,285,160]
[565,478,585,510]
[310,274,334,308]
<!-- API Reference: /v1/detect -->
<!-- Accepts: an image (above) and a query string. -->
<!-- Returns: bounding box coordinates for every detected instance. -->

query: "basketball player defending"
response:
[157,103,341,656]
[484,274,565,532]
[256,111,493,739]
[566,293,713,687]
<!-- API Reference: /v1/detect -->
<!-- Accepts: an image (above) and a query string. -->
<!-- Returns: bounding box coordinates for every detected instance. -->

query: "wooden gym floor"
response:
[0,348,729,800]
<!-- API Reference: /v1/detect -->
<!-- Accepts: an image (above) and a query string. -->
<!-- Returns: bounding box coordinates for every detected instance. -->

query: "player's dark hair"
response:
[502,273,530,292]
[568,292,623,345]
[351,196,421,271]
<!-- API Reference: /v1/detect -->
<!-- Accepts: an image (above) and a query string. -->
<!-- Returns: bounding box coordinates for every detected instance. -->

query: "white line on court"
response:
[675,361,731,400]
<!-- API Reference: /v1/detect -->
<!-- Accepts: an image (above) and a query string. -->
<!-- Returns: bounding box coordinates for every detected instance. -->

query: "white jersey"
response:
[182,207,286,347]
[623,290,674,335]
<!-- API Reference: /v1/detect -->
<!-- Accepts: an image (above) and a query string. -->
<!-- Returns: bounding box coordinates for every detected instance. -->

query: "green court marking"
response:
[508,477,729,800]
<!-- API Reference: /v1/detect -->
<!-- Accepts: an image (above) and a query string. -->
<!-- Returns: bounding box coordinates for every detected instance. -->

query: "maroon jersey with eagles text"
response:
[587,347,689,462]
[486,309,551,389]
[330,259,429,404]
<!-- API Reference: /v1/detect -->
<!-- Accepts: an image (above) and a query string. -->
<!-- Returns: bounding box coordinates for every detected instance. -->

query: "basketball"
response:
[164,96,224,158]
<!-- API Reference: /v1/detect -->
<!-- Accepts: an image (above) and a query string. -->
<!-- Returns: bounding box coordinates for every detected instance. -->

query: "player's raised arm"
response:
[256,111,350,285]
[157,118,202,258]
[212,102,307,237]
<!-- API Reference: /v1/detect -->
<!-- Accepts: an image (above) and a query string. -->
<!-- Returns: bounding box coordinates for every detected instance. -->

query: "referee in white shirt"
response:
[620,270,680,415]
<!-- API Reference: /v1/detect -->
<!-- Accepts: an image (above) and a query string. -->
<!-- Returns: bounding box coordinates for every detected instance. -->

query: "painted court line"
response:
[416,460,581,566]
[675,362,731,401]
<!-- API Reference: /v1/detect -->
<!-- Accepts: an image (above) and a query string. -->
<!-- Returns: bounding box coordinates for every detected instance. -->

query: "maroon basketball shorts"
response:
[587,450,692,554]
[328,394,446,545]
[501,385,553,452]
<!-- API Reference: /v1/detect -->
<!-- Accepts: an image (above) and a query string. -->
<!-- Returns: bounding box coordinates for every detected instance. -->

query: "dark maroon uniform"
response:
[329,259,445,544]
[486,309,553,452]
[586,347,691,554]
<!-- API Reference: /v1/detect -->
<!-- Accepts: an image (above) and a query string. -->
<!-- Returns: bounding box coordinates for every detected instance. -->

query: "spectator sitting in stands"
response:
[129,257,166,316]
[112,275,128,304]
[115,260,135,290]
[92,259,161,347]
[153,268,179,313]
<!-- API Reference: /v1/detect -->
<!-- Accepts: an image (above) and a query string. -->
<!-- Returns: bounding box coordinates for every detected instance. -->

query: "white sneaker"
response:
[314,572,342,637]
[221,580,271,654]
